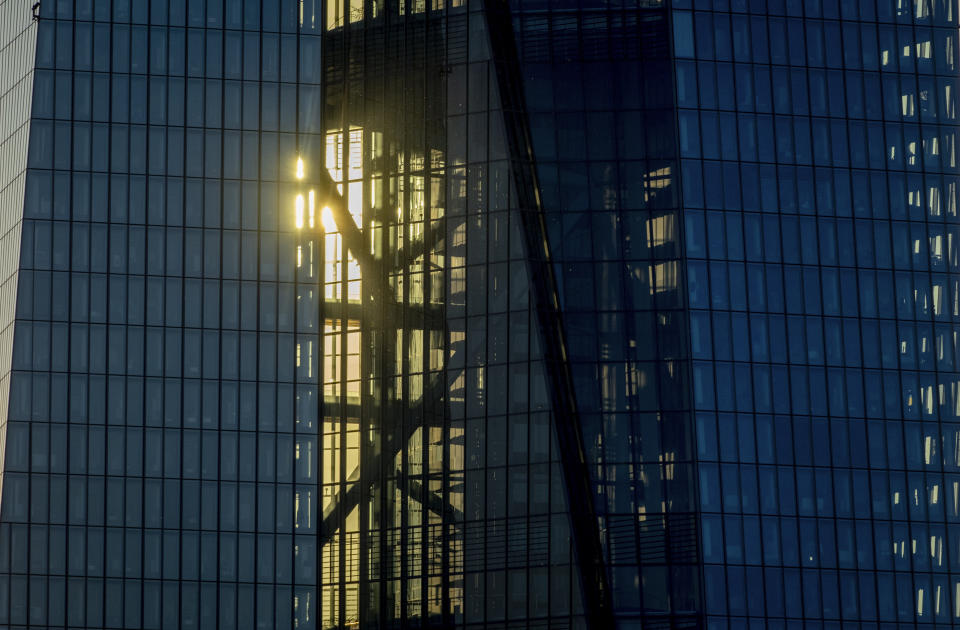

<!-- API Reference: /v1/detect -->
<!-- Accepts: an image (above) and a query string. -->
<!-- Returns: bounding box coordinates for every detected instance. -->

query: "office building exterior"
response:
[676,0,960,624]
[0,0,958,628]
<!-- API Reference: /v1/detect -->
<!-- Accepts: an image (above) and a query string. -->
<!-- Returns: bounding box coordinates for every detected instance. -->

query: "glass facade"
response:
[673,0,960,625]
[0,0,38,621]
[0,1,588,628]
[0,0,39,521]
[0,1,323,627]
[505,2,702,626]
[2,0,960,629]
[317,3,587,626]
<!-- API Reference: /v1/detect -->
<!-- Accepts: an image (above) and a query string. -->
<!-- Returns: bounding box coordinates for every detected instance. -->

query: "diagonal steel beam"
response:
[320,467,463,544]
[310,167,373,272]
[318,401,462,543]
[481,1,616,628]
[306,155,464,548]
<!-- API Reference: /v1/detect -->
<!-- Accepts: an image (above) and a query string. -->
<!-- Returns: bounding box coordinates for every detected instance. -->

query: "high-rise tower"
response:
[0,1,324,626]
[1,0,959,629]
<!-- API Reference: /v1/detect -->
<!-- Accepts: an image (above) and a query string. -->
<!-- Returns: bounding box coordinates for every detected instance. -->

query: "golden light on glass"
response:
[295,194,305,229]
[348,180,363,227]
[321,206,337,232]
[296,156,305,179]
[308,190,316,228]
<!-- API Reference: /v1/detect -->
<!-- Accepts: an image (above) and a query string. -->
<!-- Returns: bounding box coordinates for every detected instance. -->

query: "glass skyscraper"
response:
[1,1,324,627]
[673,0,960,626]
[1,0,959,629]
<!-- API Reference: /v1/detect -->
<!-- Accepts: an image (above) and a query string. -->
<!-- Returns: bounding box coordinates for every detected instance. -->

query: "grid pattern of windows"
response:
[0,1,323,627]
[317,3,586,627]
[0,1,597,627]
[673,0,960,624]
[0,1,39,523]
[507,2,703,626]
[12,0,960,627]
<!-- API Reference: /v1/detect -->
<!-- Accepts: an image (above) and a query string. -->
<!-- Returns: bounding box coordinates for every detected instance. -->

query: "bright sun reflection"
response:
[295,194,305,229]
[321,206,337,232]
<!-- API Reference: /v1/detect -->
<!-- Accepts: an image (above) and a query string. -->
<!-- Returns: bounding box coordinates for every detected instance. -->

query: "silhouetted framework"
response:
[23,0,960,628]
[313,1,612,626]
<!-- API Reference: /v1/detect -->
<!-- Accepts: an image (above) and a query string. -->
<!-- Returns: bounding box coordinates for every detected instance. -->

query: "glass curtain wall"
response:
[0,1,322,627]
[673,0,960,625]
[506,1,703,626]
[0,0,40,527]
[317,0,587,627]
